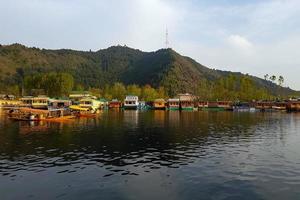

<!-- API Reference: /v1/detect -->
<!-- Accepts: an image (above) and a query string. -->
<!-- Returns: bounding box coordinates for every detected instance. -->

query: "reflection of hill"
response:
[0,112,272,176]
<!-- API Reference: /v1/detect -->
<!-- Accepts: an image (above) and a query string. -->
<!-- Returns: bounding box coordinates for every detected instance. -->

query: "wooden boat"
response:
[8,108,74,121]
[232,102,256,112]
[167,99,180,110]
[69,105,98,117]
[153,99,166,110]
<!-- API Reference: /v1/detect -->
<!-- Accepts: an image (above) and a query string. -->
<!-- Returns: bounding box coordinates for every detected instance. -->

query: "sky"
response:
[1,0,300,90]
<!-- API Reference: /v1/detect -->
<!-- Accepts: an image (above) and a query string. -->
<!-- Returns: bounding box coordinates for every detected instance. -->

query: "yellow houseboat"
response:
[153,99,166,110]
[32,96,49,109]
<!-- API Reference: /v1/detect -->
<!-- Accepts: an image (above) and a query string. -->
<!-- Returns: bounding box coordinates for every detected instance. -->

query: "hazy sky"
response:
[1,0,300,90]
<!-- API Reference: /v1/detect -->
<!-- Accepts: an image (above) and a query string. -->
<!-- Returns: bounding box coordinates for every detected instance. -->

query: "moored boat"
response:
[153,99,166,110]
[179,93,194,111]
[255,101,274,112]
[124,95,139,110]
[167,98,180,110]
[286,100,300,112]
[109,99,122,109]
[272,102,287,111]
[202,102,224,111]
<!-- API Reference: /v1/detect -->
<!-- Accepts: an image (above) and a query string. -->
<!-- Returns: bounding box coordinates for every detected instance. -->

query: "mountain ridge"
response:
[0,43,297,97]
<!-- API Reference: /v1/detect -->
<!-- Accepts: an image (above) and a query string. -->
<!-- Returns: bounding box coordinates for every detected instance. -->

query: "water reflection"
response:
[0,110,300,199]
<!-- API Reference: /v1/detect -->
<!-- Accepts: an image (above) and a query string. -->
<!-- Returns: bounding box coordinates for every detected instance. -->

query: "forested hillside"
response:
[0,43,297,99]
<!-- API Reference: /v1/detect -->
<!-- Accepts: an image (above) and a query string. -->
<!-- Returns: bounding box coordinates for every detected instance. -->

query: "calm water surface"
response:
[0,109,300,200]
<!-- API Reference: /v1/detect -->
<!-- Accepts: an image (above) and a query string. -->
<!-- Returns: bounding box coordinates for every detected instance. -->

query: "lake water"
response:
[0,109,300,200]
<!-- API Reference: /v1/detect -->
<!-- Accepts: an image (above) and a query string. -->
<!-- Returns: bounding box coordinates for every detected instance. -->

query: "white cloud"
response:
[227,35,253,50]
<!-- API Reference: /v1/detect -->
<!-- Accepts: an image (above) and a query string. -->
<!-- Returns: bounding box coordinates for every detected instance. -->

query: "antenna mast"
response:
[165,28,169,49]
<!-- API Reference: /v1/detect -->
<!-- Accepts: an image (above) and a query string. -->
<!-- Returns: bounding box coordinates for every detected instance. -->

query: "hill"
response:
[0,43,297,97]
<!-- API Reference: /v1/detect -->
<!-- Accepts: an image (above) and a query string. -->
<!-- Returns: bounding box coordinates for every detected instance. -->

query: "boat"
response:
[233,102,254,112]
[167,98,180,110]
[272,102,287,111]
[197,101,208,111]
[286,100,300,112]
[124,95,139,110]
[32,96,50,109]
[153,99,166,110]
[202,102,224,111]
[8,107,74,121]
[178,93,194,111]
[217,101,233,111]
[255,101,274,112]
[79,98,101,111]
[109,99,122,109]
[19,96,34,107]
[69,105,98,117]
[49,99,72,109]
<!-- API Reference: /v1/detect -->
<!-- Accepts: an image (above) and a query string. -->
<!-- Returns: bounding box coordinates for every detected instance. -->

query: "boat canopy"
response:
[69,105,90,111]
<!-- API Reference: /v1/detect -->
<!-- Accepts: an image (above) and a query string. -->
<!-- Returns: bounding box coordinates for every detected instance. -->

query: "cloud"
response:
[227,35,253,50]
[0,0,300,89]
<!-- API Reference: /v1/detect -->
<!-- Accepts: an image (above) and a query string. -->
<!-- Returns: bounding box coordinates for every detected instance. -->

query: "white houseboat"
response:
[124,95,139,110]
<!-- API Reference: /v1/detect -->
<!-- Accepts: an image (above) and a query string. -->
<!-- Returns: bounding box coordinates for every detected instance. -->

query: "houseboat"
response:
[255,101,274,112]
[167,98,180,110]
[20,96,34,107]
[32,96,49,109]
[109,99,122,109]
[272,102,287,111]
[124,95,139,110]
[286,101,300,112]
[0,99,21,108]
[8,107,74,121]
[49,99,72,109]
[202,102,224,111]
[217,101,233,111]
[233,102,256,112]
[69,92,95,104]
[79,98,102,111]
[179,93,194,111]
[153,99,166,110]
[197,101,208,111]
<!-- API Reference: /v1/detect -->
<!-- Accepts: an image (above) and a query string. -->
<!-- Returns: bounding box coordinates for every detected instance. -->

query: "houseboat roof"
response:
[154,98,165,102]
[49,99,71,103]
[168,98,180,102]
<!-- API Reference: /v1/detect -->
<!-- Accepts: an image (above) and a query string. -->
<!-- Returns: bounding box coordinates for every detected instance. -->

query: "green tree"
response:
[111,82,126,100]
[126,84,142,97]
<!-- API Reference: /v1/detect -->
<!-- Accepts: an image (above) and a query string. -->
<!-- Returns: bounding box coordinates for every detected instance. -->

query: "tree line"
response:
[0,72,291,101]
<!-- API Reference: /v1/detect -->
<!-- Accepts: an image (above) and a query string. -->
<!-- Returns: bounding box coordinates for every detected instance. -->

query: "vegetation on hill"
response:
[0,43,298,99]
